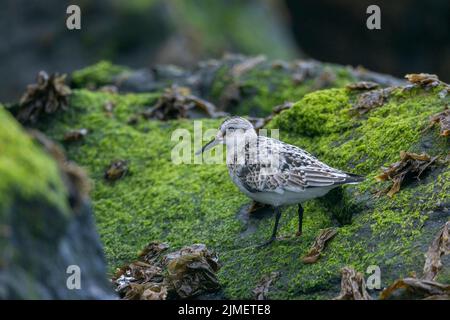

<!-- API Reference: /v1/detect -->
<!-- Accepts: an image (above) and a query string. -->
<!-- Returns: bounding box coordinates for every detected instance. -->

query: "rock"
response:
[6,56,449,300]
[70,55,405,117]
[0,107,115,299]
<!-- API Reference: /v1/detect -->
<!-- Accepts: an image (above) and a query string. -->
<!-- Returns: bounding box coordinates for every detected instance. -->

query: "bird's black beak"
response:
[196,136,222,155]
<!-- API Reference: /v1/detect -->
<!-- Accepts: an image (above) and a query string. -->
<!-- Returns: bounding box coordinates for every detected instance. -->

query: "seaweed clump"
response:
[253,272,280,300]
[346,81,379,91]
[144,86,226,120]
[27,129,90,210]
[405,73,441,89]
[422,221,450,281]
[404,73,450,99]
[16,71,71,124]
[381,221,450,300]
[334,267,372,300]
[63,128,88,142]
[30,58,450,299]
[104,160,129,181]
[350,87,393,115]
[381,278,450,300]
[425,107,450,137]
[375,151,439,197]
[302,228,338,264]
[113,242,221,300]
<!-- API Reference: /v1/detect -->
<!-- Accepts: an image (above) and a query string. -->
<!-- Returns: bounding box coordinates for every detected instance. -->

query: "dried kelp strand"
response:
[423,221,450,281]
[253,272,280,300]
[302,228,338,264]
[334,267,372,300]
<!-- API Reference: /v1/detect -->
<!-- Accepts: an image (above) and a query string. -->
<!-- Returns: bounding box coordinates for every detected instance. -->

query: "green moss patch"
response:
[71,59,366,118]
[0,107,67,214]
[71,61,131,89]
[33,80,449,299]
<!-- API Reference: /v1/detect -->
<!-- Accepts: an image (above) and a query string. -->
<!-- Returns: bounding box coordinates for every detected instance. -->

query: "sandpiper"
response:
[198,116,364,246]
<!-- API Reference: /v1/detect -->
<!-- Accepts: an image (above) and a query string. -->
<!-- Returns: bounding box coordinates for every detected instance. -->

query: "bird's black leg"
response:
[258,206,282,247]
[296,204,304,236]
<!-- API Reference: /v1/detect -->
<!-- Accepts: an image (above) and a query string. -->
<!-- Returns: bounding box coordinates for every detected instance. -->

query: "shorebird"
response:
[198,116,364,246]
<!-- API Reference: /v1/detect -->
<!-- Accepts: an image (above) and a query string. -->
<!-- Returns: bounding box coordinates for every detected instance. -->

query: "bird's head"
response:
[197,116,257,154]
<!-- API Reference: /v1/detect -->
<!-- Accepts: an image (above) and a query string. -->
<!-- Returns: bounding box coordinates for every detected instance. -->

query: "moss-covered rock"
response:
[28,60,449,299]
[0,107,115,299]
[71,56,403,117]
[0,107,66,215]
[71,61,131,89]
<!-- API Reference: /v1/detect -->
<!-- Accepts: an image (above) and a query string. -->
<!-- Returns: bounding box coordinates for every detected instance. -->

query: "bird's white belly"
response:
[232,178,335,207]
[248,188,334,206]
[228,165,337,207]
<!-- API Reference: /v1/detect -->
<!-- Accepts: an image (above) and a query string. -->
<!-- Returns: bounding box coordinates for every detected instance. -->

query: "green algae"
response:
[261,85,450,298]
[71,61,130,89]
[32,76,450,299]
[209,63,357,117]
[0,105,70,275]
[37,89,247,268]
[0,106,68,215]
[72,59,360,118]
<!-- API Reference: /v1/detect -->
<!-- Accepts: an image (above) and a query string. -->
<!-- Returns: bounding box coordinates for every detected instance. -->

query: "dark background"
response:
[1,0,449,101]
[286,0,450,83]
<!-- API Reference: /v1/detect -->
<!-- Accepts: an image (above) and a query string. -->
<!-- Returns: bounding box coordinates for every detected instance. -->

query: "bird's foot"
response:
[257,236,276,248]
[295,231,303,237]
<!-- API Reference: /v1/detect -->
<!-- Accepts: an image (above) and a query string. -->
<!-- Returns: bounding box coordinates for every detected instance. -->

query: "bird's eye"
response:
[227,127,236,131]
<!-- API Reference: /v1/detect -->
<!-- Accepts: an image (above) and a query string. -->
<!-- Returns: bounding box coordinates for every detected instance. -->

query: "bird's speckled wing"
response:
[233,137,352,193]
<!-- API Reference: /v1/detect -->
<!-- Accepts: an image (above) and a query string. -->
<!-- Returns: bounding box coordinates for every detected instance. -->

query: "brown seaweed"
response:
[334,267,372,300]
[17,71,71,124]
[380,277,450,300]
[405,73,441,88]
[375,151,438,197]
[27,129,90,210]
[104,160,129,181]
[302,228,338,264]
[351,88,393,115]
[164,244,221,299]
[253,272,280,300]
[423,221,450,281]
[380,221,450,300]
[138,242,170,264]
[63,128,88,142]
[114,242,167,300]
[425,107,450,137]
[113,242,221,300]
[123,282,168,300]
[144,85,225,120]
[346,81,380,91]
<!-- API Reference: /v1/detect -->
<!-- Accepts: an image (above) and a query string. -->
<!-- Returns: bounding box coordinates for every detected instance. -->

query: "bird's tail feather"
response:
[344,172,365,184]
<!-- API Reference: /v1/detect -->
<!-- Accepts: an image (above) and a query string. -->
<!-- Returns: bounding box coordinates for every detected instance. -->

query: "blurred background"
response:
[1,0,449,101]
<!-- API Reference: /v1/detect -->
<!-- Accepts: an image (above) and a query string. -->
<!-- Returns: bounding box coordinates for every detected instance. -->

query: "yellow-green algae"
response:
[0,105,70,274]
[210,64,356,116]
[71,60,131,89]
[0,106,68,215]
[33,82,449,299]
[71,60,360,117]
